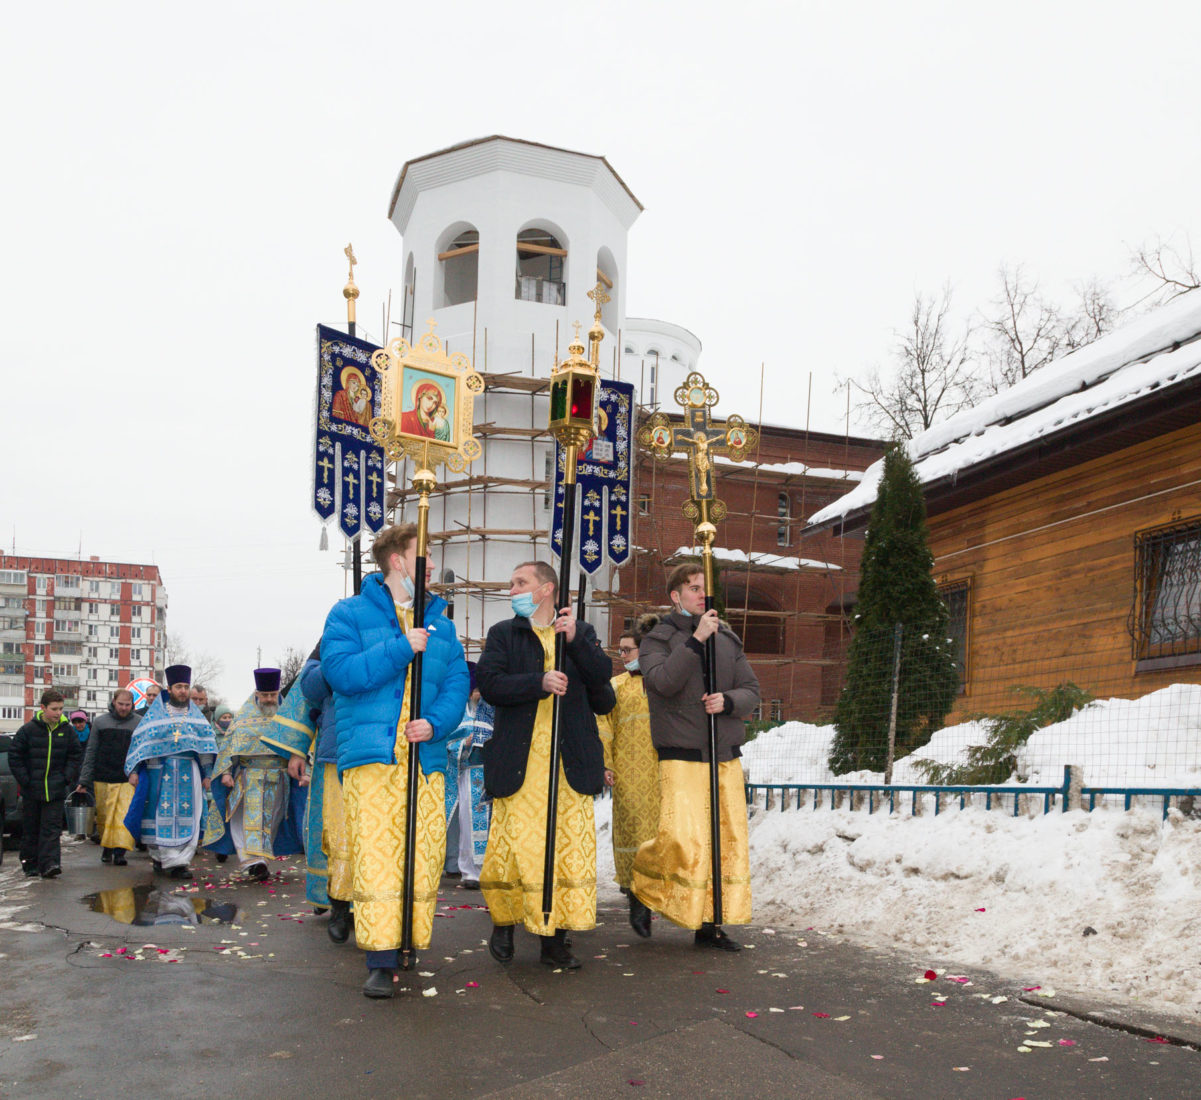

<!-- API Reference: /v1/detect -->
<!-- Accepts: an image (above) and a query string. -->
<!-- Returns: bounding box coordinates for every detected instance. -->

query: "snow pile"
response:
[670,546,839,572]
[1018,683,1201,788]
[744,684,1201,790]
[749,804,1201,1017]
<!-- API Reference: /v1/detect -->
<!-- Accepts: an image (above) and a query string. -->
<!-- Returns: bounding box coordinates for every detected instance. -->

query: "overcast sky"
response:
[3,1,1198,705]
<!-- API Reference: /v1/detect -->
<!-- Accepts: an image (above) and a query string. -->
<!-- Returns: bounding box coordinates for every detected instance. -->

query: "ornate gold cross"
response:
[368,470,381,495]
[345,470,358,496]
[317,455,334,484]
[582,509,601,537]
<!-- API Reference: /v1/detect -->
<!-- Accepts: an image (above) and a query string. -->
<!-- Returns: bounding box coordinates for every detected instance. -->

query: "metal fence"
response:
[741,620,1201,808]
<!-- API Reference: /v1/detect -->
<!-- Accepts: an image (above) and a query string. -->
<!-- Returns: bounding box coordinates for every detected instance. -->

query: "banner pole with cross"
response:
[638,373,757,933]
[369,319,484,969]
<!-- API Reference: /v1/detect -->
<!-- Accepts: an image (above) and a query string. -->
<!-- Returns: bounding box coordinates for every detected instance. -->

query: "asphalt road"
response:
[0,837,1195,1099]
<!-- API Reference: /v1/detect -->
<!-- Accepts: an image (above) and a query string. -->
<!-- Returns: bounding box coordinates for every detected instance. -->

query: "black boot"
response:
[694,922,741,952]
[101,848,113,864]
[112,851,127,866]
[539,929,581,969]
[247,862,271,882]
[628,894,653,939]
[327,899,352,944]
[488,923,514,964]
[362,968,396,999]
[168,865,193,880]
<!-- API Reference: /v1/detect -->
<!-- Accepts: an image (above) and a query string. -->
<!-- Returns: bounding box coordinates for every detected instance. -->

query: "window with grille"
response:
[777,493,791,547]
[938,579,970,692]
[1132,519,1201,665]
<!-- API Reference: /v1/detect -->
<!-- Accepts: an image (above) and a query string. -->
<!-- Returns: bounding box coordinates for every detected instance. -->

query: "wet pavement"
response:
[0,836,1197,1098]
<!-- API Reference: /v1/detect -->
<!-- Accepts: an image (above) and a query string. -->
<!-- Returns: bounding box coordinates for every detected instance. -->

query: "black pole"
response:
[542,478,577,923]
[575,572,586,622]
[702,591,724,929]
[399,546,426,970]
[347,316,363,596]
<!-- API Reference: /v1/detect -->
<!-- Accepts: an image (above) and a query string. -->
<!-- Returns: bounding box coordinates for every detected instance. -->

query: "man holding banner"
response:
[321,523,469,999]
[477,561,615,971]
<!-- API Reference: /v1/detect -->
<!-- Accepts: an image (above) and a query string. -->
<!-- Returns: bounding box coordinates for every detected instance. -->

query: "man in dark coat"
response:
[631,563,760,951]
[78,689,141,865]
[10,688,83,878]
[477,560,616,970]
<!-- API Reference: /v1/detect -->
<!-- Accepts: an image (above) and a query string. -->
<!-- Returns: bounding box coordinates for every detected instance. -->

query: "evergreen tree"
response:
[829,445,960,774]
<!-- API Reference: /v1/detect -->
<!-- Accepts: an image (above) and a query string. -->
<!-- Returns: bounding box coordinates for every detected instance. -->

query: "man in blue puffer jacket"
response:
[321,522,469,1000]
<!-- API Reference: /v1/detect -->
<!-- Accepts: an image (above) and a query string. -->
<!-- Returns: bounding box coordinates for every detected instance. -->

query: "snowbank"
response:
[749,804,1201,1017]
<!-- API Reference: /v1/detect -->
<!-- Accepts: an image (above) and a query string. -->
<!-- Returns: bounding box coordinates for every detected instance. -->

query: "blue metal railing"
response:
[745,768,1201,820]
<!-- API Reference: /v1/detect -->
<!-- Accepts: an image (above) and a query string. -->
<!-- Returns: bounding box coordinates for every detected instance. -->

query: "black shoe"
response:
[488,924,515,964]
[629,895,653,939]
[248,863,270,882]
[539,929,581,969]
[327,900,352,944]
[168,866,194,880]
[41,866,62,879]
[89,833,101,845]
[362,968,396,999]
[215,853,228,863]
[112,853,128,867]
[459,879,480,890]
[136,842,148,852]
[152,859,163,872]
[101,848,113,864]
[695,922,741,952]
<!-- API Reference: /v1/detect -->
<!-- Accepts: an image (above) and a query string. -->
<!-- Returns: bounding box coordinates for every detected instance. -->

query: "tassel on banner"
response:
[319,526,329,551]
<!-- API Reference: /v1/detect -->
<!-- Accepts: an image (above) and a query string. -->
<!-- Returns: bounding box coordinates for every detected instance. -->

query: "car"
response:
[0,733,24,863]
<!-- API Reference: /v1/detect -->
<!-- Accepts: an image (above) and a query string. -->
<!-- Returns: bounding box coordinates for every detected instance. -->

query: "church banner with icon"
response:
[314,324,387,540]
[551,378,634,574]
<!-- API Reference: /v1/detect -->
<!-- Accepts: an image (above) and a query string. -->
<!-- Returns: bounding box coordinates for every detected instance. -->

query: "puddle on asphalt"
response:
[82,884,242,926]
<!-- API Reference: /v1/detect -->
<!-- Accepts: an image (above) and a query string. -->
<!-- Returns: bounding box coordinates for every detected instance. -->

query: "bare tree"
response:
[277,646,306,692]
[1133,234,1200,305]
[980,264,1066,393]
[848,285,979,441]
[1062,276,1121,350]
[163,631,224,689]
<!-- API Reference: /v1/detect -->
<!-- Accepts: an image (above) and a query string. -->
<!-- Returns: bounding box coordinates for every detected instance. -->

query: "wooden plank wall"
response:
[931,420,1201,715]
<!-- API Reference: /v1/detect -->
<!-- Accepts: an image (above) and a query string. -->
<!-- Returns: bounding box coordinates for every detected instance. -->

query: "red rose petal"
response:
[923,969,937,980]
[716,988,729,994]
[745,1011,759,1018]
[813,1012,830,1018]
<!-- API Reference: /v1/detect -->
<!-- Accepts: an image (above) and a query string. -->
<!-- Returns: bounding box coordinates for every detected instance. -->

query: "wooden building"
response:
[599,419,884,722]
[807,290,1201,713]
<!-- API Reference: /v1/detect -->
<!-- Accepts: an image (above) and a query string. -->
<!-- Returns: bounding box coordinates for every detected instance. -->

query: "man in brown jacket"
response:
[630,564,760,950]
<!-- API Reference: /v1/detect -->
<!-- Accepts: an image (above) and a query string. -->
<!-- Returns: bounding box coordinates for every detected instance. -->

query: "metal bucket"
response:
[67,798,95,836]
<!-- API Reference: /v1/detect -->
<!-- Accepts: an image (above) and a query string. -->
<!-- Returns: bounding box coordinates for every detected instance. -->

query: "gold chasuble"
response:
[597,672,659,889]
[95,780,136,851]
[342,605,446,952]
[321,762,353,904]
[631,758,752,931]
[481,625,597,935]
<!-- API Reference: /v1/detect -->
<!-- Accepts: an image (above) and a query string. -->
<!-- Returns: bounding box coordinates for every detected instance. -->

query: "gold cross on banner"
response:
[345,470,358,496]
[582,509,601,537]
[611,502,627,527]
[368,470,381,495]
[317,455,334,484]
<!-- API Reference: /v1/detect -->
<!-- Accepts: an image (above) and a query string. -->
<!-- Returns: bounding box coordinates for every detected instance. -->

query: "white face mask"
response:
[623,658,640,673]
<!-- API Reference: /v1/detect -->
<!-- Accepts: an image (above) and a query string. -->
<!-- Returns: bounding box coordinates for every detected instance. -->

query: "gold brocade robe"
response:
[597,672,659,889]
[631,757,752,931]
[95,780,136,851]
[481,625,597,935]
[342,605,446,952]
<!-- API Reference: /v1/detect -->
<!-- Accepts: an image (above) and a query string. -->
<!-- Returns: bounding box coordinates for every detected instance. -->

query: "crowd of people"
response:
[6,522,761,1000]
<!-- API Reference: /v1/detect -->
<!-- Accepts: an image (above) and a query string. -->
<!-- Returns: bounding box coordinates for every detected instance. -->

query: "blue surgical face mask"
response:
[511,592,537,618]
[623,658,640,673]
[400,571,415,599]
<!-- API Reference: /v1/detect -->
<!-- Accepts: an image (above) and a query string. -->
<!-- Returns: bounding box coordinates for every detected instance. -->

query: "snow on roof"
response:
[715,455,865,481]
[669,545,841,572]
[809,289,1201,526]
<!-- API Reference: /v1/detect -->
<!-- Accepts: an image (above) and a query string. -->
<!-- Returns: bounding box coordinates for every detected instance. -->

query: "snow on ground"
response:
[735,685,1201,1016]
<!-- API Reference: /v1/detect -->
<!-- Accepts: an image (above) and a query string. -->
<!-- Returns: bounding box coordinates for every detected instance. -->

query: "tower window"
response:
[777,493,791,547]
[516,229,566,305]
[438,229,478,308]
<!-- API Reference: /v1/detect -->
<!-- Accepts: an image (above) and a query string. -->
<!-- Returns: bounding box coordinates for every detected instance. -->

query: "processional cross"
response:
[638,372,758,523]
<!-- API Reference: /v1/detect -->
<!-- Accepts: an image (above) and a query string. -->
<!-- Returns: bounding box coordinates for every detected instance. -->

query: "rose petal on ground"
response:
[834,1016,851,1021]
[745,1011,758,1018]
[628,1081,644,1087]
[871,1055,883,1060]
[923,970,938,980]
[951,1067,970,1072]
[974,907,986,912]
[990,996,1008,1004]
[1145,1037,1169,1044]
[1089,1057,1109,1062]
[769,1008,784,1013]
[465,981,479,988]
[812,1012,830,1018]
[422,987,437,998]
[1017,1046,1032,1053]
[716,988,729,994]
[1058,1040,1077,1047]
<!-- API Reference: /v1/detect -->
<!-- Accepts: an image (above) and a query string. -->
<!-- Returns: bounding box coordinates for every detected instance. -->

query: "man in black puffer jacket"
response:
[78,689,141,865]
[10,688,84,878]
